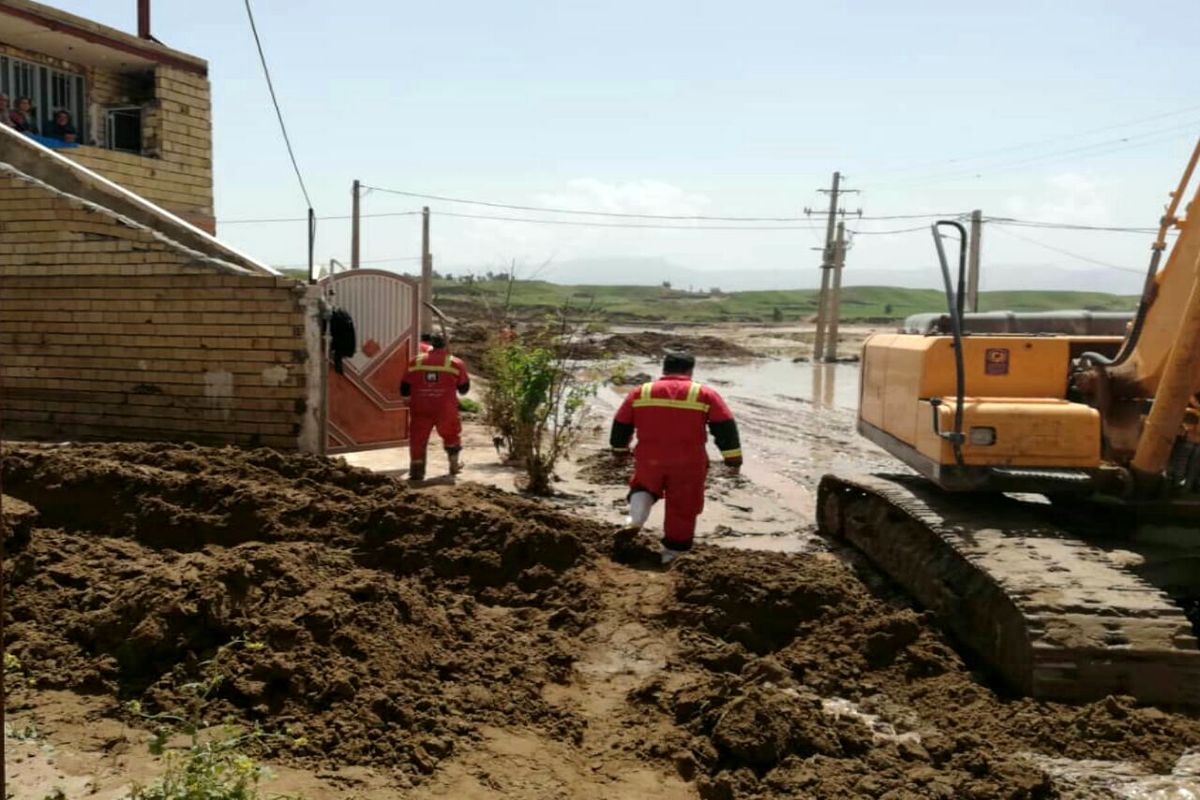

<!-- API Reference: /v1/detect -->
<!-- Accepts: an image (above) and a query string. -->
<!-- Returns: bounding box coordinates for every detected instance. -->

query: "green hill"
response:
[433,279,1138,324]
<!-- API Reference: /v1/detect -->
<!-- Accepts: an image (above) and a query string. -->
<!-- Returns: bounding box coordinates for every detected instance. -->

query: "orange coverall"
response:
[400,348,470,463]
[610,375,742,551]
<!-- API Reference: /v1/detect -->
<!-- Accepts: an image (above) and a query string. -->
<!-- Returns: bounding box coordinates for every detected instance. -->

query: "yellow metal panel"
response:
[915,398,1101,468]
[919,336,1071,399]
[858,334,892,430]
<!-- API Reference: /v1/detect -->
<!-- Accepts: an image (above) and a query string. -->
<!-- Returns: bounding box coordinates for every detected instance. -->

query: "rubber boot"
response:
[620,490,655,534]
[660,547,682,567]
[448,450,463,476]
[409,460,426,482]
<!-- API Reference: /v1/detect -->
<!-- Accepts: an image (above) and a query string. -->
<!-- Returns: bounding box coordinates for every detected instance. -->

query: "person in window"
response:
[47,110,76,143]
[10,97,36,133]
[0,94,12,129]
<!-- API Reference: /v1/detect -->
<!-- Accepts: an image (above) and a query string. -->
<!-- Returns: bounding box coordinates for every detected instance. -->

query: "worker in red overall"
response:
[610,351,742,565]
[418,333,434,354]
[400,334,470,481]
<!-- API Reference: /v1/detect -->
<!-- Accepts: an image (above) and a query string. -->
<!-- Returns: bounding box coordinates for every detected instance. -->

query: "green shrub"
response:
[124,639,302,800]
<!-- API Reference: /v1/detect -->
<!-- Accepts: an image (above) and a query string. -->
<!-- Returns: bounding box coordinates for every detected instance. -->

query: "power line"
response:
[220,211,423,225]
[844,224,936,236]
[873,125,1200,189]
[989,225,1145,275]
[865,104,1200,179]
[273,255,423,268]
[434,209,826,230]
[985,217,1162,234]
[362,184,960,222]
[243,0,312,209]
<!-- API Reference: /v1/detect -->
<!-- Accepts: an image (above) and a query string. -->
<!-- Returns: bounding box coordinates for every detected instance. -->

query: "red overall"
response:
[401,348,469,462]
[612,376,739,550]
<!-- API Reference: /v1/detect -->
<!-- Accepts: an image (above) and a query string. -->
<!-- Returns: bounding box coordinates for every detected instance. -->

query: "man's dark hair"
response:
[663,351,695,375]
[430,334,447,350]
[420,332,432,343]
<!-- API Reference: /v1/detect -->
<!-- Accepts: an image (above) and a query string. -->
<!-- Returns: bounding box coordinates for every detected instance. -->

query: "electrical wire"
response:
[989,224,1145,275]
[362,185,960,222]
[243,0,312,209]
[872,124,1200,189]
[864,104,1200,179]
[847,224,938,236]
[985,216,1163,234]
[433,209,826,230]
[220,211,423,225]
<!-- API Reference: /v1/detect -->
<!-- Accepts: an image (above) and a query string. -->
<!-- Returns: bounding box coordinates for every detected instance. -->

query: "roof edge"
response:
[0,0,208,76]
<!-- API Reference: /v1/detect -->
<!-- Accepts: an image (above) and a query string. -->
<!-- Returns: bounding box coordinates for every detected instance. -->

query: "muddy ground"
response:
[6,442,1200,798]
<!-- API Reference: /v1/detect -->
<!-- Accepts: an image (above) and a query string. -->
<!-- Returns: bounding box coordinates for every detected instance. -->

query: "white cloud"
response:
[1003,172,1111,225]
[434,178,721,277]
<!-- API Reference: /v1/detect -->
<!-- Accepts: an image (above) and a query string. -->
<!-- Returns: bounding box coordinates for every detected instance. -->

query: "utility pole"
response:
[806,172,859,362]
[823,221,847,362]
[350,179,361,270]
[420,206,432,334]
[967,209,982,312]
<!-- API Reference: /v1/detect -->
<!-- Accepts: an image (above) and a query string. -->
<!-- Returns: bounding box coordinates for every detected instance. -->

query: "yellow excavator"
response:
[818,139,1200,707]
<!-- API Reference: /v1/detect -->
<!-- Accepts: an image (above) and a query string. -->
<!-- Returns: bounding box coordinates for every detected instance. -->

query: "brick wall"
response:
[65,66,214,232]
[0,164,317,450]
[0,43,215,232]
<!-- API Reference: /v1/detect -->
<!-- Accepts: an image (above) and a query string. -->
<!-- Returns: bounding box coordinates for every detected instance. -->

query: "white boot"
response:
[623,490,655,532]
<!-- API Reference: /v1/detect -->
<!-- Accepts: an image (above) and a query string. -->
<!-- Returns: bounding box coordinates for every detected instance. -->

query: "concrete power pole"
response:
[967,209,983,313]
[808,172,859,362]
[420,206,432,334]
[350,179,361,270]
[811,172,841,360]
[823,221,847,362]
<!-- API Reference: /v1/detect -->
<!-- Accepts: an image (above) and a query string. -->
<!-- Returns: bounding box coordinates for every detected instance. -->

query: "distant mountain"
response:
[535,257,1144,294]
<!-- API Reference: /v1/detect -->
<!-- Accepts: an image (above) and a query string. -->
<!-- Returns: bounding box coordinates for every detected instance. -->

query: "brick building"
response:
[0,1,323,451]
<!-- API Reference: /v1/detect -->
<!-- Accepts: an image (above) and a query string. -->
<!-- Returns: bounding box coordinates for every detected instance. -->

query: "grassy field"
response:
[432,278,1138,324]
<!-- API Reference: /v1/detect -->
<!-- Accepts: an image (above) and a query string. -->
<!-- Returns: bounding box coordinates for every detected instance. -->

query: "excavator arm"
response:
[1087,138,1200,491]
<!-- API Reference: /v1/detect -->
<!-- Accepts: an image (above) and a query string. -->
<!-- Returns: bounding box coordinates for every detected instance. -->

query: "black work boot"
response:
[448,449,463,475]
[409,460,426,482]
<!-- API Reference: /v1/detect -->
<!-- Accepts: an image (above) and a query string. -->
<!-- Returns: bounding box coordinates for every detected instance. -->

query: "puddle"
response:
[1026,750,1200,799]
[817,695,922,745]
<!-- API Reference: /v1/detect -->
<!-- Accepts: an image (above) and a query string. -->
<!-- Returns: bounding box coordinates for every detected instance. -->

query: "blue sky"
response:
[52,1,1200,289]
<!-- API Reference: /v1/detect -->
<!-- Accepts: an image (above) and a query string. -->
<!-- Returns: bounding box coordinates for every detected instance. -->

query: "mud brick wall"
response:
[0,169,314,450]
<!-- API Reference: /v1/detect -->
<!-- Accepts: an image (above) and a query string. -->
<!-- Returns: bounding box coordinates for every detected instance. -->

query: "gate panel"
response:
[322,269,419,453]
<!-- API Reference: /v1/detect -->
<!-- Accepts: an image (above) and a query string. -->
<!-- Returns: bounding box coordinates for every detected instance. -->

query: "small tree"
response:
[771,306,784,322]
[482,321,598,495]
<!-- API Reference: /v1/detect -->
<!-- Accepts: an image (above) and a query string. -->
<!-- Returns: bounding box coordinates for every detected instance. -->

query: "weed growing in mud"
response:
[124,638,303,800]
[482,322,599,494]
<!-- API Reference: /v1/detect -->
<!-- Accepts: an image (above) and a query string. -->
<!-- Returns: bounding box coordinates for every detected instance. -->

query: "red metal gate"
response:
[322,269,420,453]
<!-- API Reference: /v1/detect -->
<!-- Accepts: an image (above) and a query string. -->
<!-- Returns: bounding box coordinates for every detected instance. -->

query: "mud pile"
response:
[2,443,608,776]
[637,548,1200,799]
[573,331,754,361]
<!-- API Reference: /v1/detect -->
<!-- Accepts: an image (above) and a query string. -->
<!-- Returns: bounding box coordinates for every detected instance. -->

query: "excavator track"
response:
[818,473,1200,707]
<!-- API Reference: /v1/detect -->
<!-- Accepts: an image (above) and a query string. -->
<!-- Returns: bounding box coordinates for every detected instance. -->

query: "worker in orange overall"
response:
[400,334,470,481]
[610,351,742,565]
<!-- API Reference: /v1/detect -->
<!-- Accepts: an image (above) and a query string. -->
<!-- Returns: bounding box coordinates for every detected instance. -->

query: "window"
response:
[0,54,86,140]
[106,107,142,153]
